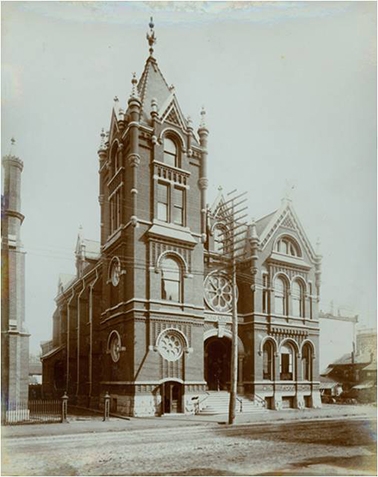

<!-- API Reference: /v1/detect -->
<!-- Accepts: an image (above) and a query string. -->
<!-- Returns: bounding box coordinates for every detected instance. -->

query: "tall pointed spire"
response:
[146,16,156,57]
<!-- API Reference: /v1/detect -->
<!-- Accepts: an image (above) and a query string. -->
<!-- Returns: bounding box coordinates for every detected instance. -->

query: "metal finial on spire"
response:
[8,137,16,156]
[146,16,156,57]
[218,185,223,192]
[200,106,207,128]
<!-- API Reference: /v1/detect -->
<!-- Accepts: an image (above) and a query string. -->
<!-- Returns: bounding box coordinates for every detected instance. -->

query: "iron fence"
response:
[5,400,62,424]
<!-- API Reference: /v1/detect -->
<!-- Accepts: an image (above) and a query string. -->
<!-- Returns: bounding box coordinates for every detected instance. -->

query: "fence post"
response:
[103,391,110,421]
[61,392,68,423]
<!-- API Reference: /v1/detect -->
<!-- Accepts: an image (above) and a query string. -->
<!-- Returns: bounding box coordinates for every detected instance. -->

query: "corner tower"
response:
[1,139,29,414]
[98,20,209,416]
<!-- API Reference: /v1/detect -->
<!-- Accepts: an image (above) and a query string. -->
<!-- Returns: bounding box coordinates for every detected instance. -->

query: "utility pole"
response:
[213,189,248,425]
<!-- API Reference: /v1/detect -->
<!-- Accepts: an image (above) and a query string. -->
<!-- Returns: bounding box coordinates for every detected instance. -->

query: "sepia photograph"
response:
[1,1,377,475]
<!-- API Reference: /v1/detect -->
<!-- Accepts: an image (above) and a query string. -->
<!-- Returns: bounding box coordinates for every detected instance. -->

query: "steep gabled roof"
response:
[258,199,318,262]
[255,210,277,237]
[138,57,172,120]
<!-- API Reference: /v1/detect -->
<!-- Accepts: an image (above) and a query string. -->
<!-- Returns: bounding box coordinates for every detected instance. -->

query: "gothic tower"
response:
[1,139,29,413]
[97,20,209,415]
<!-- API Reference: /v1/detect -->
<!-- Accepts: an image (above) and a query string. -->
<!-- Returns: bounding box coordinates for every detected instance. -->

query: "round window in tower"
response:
[157,330,185,362]
[110,257,121,287]
[108,331,121,363]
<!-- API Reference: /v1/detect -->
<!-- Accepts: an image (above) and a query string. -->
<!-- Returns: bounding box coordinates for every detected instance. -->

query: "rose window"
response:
[204,273,234,312]
[157,331,184,362]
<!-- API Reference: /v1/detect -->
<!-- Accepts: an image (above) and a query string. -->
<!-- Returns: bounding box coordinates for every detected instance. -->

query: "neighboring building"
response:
[29,355,43,400]
[319,310,358,372]
[41,22,323,415]
[320,328,377,403]
[1,140,30,413]
[356,328,377,361]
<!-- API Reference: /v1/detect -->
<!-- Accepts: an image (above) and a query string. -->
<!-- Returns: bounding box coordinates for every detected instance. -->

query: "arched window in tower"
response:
[280,344,294,380]
[274,276,288,315]
[161,256,182,303]
[263,340,274,380]
[301,343,312,381]
[275,236,301,257]
[262,273,270,314]
[292,279,305,318]
[213,226,226,253]
[111,142,119,175]
[163,137,178,167]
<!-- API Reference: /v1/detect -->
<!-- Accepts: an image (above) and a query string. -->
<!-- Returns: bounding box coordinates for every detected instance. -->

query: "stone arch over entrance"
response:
[159,378,183,414]
[203,330,245,391]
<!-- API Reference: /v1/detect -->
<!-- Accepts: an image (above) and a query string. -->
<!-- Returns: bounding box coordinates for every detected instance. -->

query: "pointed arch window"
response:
[302,343,312,381]
[274,276,288,316]
[213,225,227,254]
[161,257,182,303]
[292,280,305,318]
[280,344,294,380]
[263,340,274,380]
[163,137,178,167]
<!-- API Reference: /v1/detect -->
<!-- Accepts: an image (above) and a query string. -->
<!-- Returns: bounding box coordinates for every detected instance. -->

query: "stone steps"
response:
[198,391,267,416]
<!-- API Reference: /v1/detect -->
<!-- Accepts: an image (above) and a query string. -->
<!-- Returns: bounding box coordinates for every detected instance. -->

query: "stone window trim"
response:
[274,234,302,258]
[155,250,189,278]
[204,271,235,313]
[106,330,125,363]
[159,254,185,303]
[155,179,187,227]
[153,328,190,362]
[108,256,124,287]
[273,273,290,316]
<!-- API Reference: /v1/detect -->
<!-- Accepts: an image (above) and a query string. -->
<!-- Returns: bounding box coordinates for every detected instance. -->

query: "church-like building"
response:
[41,22,322,416]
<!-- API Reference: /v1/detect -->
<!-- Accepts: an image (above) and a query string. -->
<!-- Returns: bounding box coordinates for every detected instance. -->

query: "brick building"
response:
[41,23,322,415]
[1,140,30,413]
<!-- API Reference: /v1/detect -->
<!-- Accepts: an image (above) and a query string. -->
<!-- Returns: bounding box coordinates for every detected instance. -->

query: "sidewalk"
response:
[2,404,376,440]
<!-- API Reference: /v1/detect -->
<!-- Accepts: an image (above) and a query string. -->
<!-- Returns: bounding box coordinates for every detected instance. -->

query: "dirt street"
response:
[2,417,376,476]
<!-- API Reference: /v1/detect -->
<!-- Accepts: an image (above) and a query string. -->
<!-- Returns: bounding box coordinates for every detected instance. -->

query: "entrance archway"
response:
[161,381,183,414]
[204,337,231,391]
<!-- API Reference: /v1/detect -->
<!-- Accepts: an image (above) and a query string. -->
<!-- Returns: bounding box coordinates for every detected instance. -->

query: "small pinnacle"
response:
[114,96,119,103]
[200,106,207,128]
[130,73,139,99]
[218,185,223,192]
[11,137,15,146]
[99,128,106,149]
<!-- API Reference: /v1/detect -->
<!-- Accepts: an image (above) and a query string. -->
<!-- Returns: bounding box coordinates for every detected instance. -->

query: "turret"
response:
[197,107,209,242]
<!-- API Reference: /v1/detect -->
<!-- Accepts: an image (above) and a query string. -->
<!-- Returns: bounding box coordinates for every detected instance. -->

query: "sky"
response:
[2,1,377,357]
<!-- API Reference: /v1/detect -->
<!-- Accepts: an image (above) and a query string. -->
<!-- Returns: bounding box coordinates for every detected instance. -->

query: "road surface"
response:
[2,417,376,475]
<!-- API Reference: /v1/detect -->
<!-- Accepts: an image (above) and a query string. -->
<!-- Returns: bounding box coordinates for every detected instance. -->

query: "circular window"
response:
[204,272,234,312]
[110,258,121,287]
[109,332,121,362]
[157,330,184,362]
